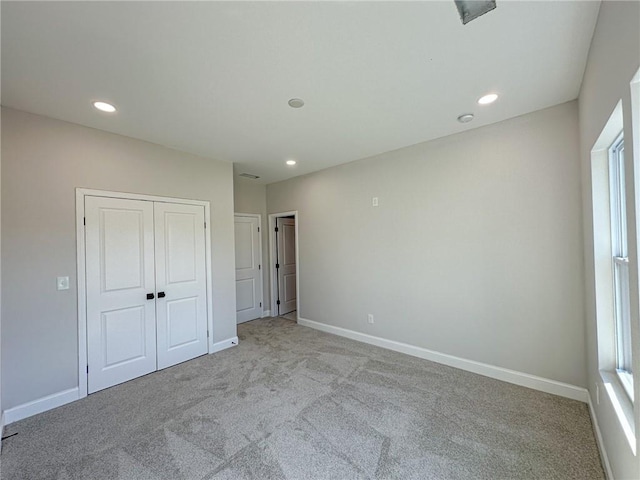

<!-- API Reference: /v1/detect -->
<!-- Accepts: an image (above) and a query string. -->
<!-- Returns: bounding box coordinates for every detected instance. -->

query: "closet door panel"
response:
[155,203,208,369]
[85,196,157,393]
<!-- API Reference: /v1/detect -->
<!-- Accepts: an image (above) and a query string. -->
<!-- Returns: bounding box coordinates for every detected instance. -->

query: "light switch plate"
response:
[57,276,70,290]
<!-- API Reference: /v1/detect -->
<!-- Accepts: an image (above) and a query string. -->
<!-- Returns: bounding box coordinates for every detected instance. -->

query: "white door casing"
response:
[277,217,296,316]
[78,189,216,399]
[85,196,157,394]
[234,215,263,323]
[155,203,208,370]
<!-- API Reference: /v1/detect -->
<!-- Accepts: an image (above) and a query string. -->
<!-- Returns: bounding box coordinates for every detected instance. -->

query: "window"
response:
[591,81,639,453]
[609,133,633,400]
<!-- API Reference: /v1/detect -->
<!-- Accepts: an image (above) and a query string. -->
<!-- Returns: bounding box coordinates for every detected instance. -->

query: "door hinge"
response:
[275,226,279,232]
[259,264,261,270]
[276,263,279,269]
[258,227,260,232]
[260,302,262,307]
[86,365,89,374]
[277,300,281,305]
[83,217,86,226]
[204,222,207,229]
[207,330,210,338]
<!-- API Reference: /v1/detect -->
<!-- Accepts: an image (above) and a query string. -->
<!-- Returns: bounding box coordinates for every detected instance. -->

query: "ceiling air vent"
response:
[454,0,496,25]
[239,173,260,179]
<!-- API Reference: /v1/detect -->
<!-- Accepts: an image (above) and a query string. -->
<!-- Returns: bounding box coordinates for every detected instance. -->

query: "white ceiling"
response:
[1,1,600,184]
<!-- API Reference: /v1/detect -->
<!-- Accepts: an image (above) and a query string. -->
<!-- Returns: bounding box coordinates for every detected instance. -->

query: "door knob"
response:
[146,293,155,300]
[158,292,166,298]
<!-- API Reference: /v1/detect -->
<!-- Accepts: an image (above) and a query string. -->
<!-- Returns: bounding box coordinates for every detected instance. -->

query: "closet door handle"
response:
[146,293,155,300]
[158,292,166,298]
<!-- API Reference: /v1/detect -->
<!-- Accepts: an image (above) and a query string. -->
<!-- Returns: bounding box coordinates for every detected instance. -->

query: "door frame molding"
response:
[234,213,264,322]
[268,211,300,320]
[75,188,214,399]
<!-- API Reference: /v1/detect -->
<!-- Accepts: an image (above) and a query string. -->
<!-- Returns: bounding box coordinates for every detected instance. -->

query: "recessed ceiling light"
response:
[457,113,474,123]
[93,101,117,113]
[286,160,297,166]
[288,98,305,108]
[477,93,498,105]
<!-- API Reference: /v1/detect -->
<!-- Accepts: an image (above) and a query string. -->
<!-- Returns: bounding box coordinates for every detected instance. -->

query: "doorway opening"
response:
[268,211,299,320]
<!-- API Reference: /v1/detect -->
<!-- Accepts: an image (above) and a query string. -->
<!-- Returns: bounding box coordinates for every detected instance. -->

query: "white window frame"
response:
[591,100,637,454]
[608,133,634,401]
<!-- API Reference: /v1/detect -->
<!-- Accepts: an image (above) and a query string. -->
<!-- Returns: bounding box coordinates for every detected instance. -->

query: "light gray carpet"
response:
[1,317,604,479]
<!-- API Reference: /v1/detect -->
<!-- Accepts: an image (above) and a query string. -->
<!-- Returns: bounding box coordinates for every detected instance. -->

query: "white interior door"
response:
[85,196,157,394]
[277,217,297,315]
[155,203,208,370]
[235,215,263,323]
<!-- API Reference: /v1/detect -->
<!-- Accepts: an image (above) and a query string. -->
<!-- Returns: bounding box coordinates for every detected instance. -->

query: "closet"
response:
[84,196,208,393]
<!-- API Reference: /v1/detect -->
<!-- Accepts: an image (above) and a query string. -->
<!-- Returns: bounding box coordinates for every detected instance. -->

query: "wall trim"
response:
[0,412,5,453]
[298,317,588,403]
[262,309,272,318]
[588,395,614,480]
[3,387,80,425]
[210,336,239,354]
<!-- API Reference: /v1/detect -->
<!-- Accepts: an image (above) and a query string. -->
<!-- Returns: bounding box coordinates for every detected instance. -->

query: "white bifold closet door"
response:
[85,196,207,394]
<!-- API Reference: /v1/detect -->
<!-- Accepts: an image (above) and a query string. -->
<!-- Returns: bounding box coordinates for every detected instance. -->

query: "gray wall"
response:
[1,107,237,410]
[578,1,640,478]
[233,177,270,313]
[267,101,585,387]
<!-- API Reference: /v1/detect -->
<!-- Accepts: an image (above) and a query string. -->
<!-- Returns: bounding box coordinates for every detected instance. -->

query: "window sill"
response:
[616,369,634,401]
[600,370,636,454]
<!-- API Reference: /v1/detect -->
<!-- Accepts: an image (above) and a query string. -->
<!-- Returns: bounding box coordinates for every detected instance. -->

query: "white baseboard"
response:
[210,336,239,354]
[4,339,239,425]
[298,317,588,403]
[262,309,272,318]
[0,411,5,453]
[588,395,614,480]
[3,387,80,425]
